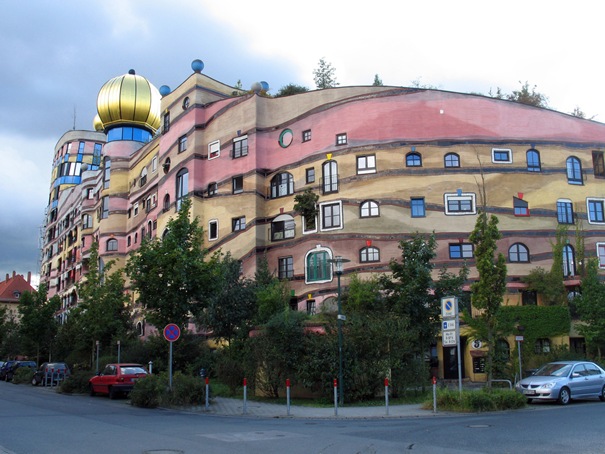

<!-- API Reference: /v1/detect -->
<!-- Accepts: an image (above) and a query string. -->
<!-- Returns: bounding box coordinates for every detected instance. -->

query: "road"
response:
[1,381,604,453]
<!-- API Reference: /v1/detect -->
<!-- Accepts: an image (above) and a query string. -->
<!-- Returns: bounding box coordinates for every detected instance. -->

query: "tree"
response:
[313,58,338,89]
[254,256,291,324]
[18,284,60,364]
[127,198,213,330]
[467,210,507,385]
[274,83,310,98]
[75,241,132,356]
[574,259,605,359]
[293,188,319,231]
[508,81,548,107]
[571,106,586,118]
[372,74,383,86]
[199,252,256,343]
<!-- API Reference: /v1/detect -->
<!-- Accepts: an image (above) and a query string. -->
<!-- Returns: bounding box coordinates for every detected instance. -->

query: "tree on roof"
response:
[313,58,339,89]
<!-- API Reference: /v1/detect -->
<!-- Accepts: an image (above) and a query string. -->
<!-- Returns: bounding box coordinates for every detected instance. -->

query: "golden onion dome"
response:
[96,69,161,133]
[92,114,104,132]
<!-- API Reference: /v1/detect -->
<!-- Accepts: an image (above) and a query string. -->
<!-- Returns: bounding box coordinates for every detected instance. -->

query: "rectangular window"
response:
[557,200,574,224]
[522,290,537,306]
[593,151,605,178]
[336,133,347,145]
[449,243,473,259]
[232,176,243,194]
[232,216,246,232]
[357,155,376,174]
[209,140,220,160]
[444,193,476,215]
[306,168,315,184]
[86,188,94,199]
[320,201,343,231]
[232,136,248,158]
[492,148,512,163]
[513,197,529,216]
[178,135,187,153]
[597,243,605,268]
[302,130,311,142]
[587,198,605,223]
[163,112,170,133]
[152,156,158,172]
[271,220,295,241]
[78,141,85,153]
[207,182,217,197]
[278,256,294,279]
[101,196,109,219]
[411,197,425,217]
[209,220,218,241]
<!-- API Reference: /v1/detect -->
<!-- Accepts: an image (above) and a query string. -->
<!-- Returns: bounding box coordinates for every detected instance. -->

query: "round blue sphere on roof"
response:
[260,81,269,91]
[192,59,204,73]
[159,85,171,96]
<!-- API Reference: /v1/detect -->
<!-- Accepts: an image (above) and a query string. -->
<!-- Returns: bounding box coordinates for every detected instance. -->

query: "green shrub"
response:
[464,391,495,412]
[486,389,526,410]
[59,370,95,394]
[12,367,34,384]
[164,373,206,406]
[130,374,163,408]
[427,388,526,412]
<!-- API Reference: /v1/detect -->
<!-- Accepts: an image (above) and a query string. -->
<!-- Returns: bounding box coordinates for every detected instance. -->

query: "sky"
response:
[2,0,605,286]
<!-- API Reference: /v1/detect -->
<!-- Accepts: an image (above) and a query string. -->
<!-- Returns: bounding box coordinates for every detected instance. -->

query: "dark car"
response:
[31,362,71,386]
[89,363,148,399]
[0,361,17,381]
[2,361,37,382]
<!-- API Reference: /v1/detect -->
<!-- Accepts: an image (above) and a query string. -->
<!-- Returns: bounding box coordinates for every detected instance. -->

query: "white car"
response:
[516,360,605,405]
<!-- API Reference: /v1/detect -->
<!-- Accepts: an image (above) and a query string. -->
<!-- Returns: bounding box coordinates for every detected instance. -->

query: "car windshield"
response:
[120,366,147,375]
[535,363,572,377]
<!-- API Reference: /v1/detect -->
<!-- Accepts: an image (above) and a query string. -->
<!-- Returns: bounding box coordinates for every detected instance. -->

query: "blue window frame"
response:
[588,199,605,223]
[526,149,541,172]
[411,198,425,217]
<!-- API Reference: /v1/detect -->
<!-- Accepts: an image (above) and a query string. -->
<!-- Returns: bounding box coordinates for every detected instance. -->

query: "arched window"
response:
[162,228,170,240]
[563,245,576,277]
[526,149,541,172]
[360,246,380,263]
[444,153,460,168]
[566,156,583,184]
[305,247,332,283]
[147,220,153,238]
[163,194,170,212]
[271,214,295,241]
[406,152,422,167]
[270,172,294,198]
[508,243,529,262]
[106,238,118,252]
[140,167,148,187]
[322,161,338,194]
[176,168,189,210]
[360,200,379,218]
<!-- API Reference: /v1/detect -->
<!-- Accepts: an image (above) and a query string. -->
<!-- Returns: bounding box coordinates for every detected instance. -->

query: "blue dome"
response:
[159,85,171,96]
[192,59,204,73]
[260,81,269,91]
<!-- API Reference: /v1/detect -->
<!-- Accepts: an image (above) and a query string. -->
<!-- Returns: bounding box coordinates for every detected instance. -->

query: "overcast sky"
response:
[2,0,604,286]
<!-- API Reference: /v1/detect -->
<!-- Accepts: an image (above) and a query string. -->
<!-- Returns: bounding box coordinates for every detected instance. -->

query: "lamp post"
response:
[328,255,350,406]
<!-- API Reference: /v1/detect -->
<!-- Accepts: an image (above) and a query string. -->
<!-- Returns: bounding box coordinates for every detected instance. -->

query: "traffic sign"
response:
[442,320,456,331]
[442,330,458,346]
[163,323,181,342]
[441,296,457,318]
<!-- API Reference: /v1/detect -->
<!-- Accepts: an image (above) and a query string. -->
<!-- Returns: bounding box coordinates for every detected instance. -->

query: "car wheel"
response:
[89,384,96,397]
[526,398,533,404]
[558,387,571,405]
[599,385,605,402]
[109,387,117,400]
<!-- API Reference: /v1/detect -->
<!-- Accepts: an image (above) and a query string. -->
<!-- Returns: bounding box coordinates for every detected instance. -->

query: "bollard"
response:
[51,368,55,387]
[385,377,389,416]
[243,377,248,415]
[286,378,291,416]
[432,376,437,413]
[205,377,210,411]
[333,379,338,416]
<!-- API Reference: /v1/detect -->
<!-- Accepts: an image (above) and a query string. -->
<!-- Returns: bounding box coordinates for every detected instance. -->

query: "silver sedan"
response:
[515,360,605,405]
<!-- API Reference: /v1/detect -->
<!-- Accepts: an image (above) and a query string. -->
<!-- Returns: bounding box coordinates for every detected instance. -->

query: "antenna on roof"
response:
[73,105,77,130]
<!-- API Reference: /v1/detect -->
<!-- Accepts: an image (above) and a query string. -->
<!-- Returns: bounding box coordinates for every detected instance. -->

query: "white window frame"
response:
[492,148,512,164]
[302,215,318,235]
[208,219,218,241]
[320,200,343,231]
[444,193,476,215]
[208,140,220,160]
[597,242,605,269]
[587,198,605,224]
[304,245,333,284]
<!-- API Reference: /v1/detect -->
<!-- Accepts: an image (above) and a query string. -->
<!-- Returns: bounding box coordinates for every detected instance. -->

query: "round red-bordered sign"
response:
[163,323,181,342]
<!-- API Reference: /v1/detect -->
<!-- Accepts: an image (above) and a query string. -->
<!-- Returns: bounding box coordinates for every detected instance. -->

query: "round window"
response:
[279,129,294,148]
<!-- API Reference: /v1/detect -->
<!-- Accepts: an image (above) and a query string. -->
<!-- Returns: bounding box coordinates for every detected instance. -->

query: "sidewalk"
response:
[180,396,443,419]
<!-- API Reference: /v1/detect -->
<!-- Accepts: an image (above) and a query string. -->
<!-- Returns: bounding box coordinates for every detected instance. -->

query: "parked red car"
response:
[89,363,148,399]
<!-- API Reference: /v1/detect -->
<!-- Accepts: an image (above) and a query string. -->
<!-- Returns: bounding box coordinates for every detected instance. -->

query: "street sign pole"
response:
[441,297,462,394]
[163,324,181,391]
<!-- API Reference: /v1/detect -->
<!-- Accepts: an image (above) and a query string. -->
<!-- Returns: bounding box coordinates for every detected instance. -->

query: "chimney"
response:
[5,273,8,282]
[13,271,16,278]
[27,272,31,284]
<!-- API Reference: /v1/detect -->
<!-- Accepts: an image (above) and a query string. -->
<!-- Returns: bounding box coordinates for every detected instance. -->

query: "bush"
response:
[130,374,163,408]
[60,370,95,394]
[12,367,34,384]
[427,388,526,412]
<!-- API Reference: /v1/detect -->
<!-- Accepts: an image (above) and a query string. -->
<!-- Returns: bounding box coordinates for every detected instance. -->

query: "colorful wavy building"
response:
[40,60,605,380]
